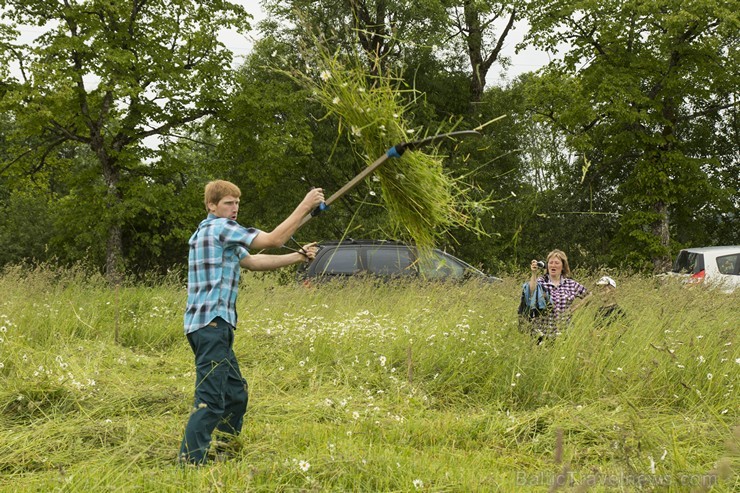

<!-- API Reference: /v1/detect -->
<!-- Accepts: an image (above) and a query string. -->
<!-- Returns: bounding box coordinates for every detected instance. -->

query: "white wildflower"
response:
[706,373,713,380]
[319,70,331,82]
[413,479,424,489]
[332,97,340,104]
[379,355,386,367]
[299,460,310,472]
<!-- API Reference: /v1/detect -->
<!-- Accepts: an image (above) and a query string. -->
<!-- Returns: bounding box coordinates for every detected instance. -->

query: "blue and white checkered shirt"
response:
[183,214,260,334]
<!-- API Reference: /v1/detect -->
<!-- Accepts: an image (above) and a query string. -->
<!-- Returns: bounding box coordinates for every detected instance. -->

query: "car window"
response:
[418,251,465,279]
[366,247,414,276]
[672,251,704,274]
[315,248,359,275]
[716,254,739,275]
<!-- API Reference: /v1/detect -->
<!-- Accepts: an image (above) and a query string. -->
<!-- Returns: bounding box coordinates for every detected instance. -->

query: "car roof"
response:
[680,246,740,254]
[319,239,405,246]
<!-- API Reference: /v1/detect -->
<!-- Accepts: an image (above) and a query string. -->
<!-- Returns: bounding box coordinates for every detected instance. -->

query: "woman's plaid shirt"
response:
[534,275,588,336]
[183,214,260,334]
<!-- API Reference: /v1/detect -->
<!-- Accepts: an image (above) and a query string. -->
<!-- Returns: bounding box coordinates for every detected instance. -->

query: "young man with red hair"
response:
[179,180,324,465]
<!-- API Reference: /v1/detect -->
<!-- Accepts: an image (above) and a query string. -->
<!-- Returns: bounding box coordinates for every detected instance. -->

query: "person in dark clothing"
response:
[593,275,626,325]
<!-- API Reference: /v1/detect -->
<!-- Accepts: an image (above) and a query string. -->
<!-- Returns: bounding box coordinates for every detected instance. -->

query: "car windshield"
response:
[418,252,465,279]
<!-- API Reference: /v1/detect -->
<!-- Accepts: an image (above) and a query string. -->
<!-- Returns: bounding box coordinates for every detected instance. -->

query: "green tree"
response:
[0,0,251,280]
[263,0,449,75]
[524,0,739,270]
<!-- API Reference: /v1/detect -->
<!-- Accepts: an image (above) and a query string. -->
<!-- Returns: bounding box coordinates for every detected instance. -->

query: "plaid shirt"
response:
[183,214,260,334]
[533,275,588,336]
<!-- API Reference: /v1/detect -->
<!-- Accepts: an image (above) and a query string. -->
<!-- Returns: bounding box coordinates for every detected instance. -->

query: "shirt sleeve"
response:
[220,220,261,253]
[235,246,249,260]
[574,280,588,297]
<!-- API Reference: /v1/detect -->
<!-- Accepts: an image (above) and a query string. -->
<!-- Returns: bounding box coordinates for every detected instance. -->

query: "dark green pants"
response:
[179,317,248,464]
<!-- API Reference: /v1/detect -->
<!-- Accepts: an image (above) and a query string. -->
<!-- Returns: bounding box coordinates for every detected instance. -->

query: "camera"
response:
[536,260,546,269]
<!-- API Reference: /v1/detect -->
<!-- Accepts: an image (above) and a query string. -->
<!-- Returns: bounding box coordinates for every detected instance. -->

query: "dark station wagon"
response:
[296,239,501,283]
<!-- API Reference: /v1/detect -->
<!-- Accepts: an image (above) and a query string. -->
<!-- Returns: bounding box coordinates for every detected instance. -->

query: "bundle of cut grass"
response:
[291,41,495,251]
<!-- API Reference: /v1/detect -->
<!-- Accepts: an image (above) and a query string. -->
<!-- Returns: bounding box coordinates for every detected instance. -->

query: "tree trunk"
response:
[651,200,671,273]
[461,3,516,105]
[464,1,485,103]
[101,157,123,283]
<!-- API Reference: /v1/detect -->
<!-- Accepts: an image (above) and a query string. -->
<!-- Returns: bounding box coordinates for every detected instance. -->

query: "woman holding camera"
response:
[521,249,588,339]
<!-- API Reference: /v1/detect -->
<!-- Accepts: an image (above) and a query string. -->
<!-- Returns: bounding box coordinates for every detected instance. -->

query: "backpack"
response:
[517,283,551,329]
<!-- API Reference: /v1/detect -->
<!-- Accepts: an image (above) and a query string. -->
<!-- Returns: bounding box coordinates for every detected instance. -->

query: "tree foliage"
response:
[0,0,251,279]
[1,0,737,276]
[524,0,739,270]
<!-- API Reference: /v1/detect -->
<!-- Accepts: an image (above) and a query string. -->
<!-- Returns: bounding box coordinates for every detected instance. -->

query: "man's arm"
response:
[240,242,318,271]
[249,189,324,250]
[240,252,306,271]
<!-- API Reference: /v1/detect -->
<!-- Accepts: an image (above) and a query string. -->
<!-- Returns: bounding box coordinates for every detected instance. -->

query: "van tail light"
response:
[688,270,705,284]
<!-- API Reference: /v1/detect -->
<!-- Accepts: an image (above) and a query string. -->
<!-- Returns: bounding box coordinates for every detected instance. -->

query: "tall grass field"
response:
[0,265,737,492]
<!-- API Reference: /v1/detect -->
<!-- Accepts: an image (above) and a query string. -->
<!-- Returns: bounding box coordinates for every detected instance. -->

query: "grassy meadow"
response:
[0,265,737,492]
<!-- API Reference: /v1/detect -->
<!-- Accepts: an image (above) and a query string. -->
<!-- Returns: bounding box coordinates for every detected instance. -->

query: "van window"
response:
[716,254,739,275]
[672,251,705,274]
[316,248,359,275]
[367,247,414,276]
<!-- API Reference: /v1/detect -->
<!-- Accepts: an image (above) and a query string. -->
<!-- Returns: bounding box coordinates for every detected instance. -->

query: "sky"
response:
[223,0,554,85]
[5,1,552,85]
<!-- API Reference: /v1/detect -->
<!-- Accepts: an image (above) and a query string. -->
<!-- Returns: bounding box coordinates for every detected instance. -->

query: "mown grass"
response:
[0,265,737,492]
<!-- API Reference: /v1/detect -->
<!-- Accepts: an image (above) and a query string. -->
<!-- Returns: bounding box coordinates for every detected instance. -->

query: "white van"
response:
[670,246,740,293]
